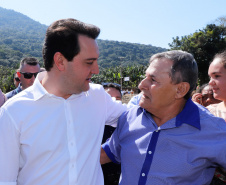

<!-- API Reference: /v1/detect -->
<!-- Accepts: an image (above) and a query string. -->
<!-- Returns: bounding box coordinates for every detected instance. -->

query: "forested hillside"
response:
[0,6,167,92]
[97,40,166,67]
[0,7,46,68]
[0,7,166,69]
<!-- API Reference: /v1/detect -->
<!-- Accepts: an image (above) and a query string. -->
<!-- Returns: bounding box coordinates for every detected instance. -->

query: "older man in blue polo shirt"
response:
[101,50,226,185]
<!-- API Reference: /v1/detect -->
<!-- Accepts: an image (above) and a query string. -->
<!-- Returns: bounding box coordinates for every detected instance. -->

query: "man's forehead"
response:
[146,59,172,75]
[21,63,40,71]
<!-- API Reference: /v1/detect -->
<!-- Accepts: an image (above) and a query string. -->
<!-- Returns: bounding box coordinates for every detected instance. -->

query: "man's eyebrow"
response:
[147,74,156,78]
[211,71,221,75]
[86,58,98,61]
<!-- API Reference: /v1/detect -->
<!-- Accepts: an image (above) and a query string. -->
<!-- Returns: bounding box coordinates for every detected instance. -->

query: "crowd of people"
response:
[0,18,226,185]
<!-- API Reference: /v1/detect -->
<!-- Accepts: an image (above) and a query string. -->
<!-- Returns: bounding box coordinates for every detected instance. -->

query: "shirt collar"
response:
[32,71,49,101]
[32,71,85,101]
[176,98,200,130]
[142,98,200,130]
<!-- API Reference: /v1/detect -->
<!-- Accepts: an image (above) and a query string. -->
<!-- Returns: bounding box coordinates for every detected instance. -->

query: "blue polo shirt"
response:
[102,98,226,185]
[5,83,22,99]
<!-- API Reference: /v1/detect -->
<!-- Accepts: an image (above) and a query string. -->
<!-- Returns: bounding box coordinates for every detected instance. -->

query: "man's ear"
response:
[175,82,190,99]
[53,52,66,71]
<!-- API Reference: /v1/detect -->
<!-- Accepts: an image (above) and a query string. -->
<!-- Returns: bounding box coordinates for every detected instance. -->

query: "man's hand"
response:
[192,93,203,105]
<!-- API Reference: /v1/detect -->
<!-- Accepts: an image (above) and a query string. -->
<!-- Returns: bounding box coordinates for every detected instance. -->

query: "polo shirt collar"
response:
[176,98,200,130]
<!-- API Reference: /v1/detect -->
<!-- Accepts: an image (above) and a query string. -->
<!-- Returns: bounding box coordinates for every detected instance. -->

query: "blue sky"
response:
[1,0,225,49]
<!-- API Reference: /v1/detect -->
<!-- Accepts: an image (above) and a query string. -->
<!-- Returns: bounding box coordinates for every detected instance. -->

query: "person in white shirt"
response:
[0,18,127,185]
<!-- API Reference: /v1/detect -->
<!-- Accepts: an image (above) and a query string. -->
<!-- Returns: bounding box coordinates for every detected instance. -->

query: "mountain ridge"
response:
[0,6,167,68]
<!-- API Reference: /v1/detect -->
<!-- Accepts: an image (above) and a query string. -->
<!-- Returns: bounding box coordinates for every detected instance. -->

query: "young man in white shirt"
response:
[0,18,126,185]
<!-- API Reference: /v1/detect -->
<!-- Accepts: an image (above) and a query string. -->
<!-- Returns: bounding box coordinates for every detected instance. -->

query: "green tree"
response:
[169,24,226,85]
[0,65,15,92]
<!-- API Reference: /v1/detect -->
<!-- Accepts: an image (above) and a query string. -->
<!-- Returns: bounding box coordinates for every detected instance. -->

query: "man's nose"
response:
[91,62,99,74]
[138,78,148,90]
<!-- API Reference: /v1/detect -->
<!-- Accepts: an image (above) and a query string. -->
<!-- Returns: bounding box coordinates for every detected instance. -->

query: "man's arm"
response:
[0,108,20,183]
[104,90,127,127]
[100,147,112,164]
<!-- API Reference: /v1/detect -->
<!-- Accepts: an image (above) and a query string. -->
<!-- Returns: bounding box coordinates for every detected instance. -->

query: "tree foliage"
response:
[169,23,226,85]
[0,7,46,67]
[91,65,148,92]
[0,65,16,93]
[97,40,166,68]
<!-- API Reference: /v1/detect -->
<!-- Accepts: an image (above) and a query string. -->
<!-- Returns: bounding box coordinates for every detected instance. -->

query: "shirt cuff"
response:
[102,140,120,164]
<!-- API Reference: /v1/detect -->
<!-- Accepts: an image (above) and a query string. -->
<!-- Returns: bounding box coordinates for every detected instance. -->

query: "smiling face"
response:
[138,58,178,113]
[208,58,226,101]
[62,35,99,96]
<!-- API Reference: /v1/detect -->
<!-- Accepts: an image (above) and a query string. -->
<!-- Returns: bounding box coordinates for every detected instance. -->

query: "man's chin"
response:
[139,99,145,108]
[83,84,90,92]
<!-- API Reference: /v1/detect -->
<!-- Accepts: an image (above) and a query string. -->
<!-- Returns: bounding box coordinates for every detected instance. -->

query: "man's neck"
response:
[41,71,71,99]
[150,99,187,127]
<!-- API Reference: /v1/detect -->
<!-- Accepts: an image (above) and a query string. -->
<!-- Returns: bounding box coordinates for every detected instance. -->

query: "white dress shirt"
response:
[0,72,127,185]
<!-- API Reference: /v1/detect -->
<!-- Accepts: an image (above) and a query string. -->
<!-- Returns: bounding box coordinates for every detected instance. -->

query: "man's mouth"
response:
[212,88,219,93]
[142,94,150,99]
[86,78,91,82]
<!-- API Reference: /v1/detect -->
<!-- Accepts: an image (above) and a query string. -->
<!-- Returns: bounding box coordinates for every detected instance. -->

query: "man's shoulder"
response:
[88,83,106,97]
[5,85,22,99]
[119,106,143,124]
[89,83,103,91]
[5,88,17,99]
[197,103,226,130]
[3,87,34,108]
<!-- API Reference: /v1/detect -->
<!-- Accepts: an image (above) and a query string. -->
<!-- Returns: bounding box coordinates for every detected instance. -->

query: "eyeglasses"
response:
[20,72,39,79]
[14,77,20,82]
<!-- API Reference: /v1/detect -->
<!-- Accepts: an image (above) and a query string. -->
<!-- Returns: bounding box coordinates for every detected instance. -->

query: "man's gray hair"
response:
[150,50,198,99]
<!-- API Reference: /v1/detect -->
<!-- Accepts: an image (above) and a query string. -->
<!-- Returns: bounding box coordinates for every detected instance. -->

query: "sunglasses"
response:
[14,77,20,82]
[20,72,39,79]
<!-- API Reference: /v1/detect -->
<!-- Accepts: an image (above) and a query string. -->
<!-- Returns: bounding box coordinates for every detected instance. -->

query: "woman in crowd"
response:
[207,50,226,121]
[207,50,226,185]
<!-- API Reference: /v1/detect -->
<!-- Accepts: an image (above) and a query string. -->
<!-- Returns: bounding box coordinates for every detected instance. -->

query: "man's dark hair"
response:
[19,57,40,71]
[150,50,198,100]
[42,18,100,71]
[102,83,122,97]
